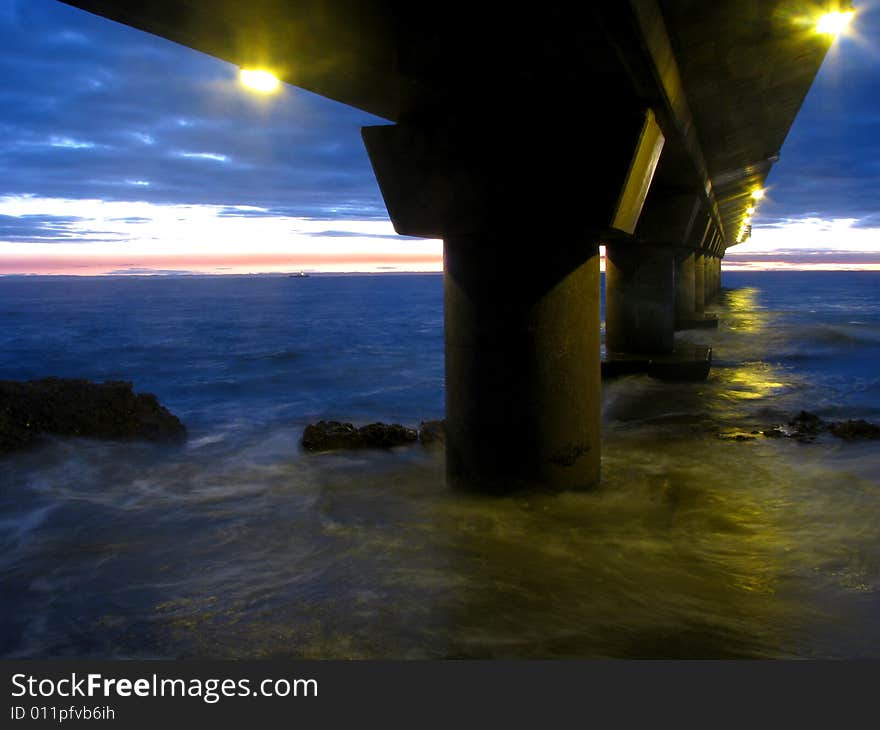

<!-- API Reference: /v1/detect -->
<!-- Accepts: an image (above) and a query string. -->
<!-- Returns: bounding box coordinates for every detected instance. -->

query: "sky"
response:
[0,0,877,275]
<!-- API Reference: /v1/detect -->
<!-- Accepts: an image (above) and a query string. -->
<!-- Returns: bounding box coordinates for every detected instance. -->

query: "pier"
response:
[60,0,848,491]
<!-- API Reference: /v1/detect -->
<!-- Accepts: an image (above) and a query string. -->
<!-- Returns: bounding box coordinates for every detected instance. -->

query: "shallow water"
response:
[1,271,878,658]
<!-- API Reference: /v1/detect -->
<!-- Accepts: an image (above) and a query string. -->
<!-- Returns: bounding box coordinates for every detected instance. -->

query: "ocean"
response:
[1,270,878,659]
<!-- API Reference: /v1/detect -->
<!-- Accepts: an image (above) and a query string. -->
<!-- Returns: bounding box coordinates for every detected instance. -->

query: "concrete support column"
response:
[715,257,722,296]
[674,249,697,328]
[361,105,661,491]
[445,236,601,492]
[605,244,676,354]
[694,252,706,313]
[703,255,712,303]
[706,255,719,301]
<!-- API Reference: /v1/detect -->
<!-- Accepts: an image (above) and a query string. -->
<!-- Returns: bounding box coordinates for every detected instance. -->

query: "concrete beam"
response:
[605,244,675,355]
[694,251,706,314]
[674,249,696,326]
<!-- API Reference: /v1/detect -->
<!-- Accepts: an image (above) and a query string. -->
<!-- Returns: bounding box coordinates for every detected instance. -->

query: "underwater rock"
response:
[418,419,446,445]
[0,377,187,453]
[301,420,418,451]
[828,419,880,441]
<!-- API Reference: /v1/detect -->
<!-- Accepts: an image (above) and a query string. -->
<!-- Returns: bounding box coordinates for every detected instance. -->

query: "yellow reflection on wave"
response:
[715,288,789,401]
[724,287,762,330]
[724,364,789,400]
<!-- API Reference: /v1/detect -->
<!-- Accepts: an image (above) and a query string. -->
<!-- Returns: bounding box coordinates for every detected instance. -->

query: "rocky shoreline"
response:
[3,378,877,458]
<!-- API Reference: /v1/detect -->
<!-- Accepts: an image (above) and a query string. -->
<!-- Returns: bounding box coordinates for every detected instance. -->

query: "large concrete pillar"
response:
[703,255,713,303]
[694,252,706,313]
[674,249,697,327]
[362,103,663,491]
[605,244,675,354]
[445,236,601,492]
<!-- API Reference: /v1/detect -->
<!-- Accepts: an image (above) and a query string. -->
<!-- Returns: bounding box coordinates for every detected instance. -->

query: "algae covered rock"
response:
[302,420,418,451]
[828,419,880,441]
[0,377,186,453]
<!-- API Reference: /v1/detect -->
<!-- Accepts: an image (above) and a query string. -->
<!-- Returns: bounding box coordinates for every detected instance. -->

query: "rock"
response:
[301,421,359,451]
[828,419,880,441]
[418,419,446,445]
[0,377,186,453]
[788,410,824,437]
[301,420,417,452]
[761,427,786,438]
[0,409,35,453]
[358,422,418,449]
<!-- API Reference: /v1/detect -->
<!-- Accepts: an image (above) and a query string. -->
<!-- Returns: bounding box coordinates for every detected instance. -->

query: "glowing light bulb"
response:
[751,189,765,201]
[816,11,854,36]
[239,69,280,94]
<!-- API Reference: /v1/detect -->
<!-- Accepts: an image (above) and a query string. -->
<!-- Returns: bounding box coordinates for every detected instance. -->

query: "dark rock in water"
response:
[358,422,418,449]
[419,419,446,445]
[0,409,36,453]
[301,420,417,451]
[0,377,187,453]
[828,419,880,441]
[302,421,359,451]
[732,412,880,444]
[788,410,824,436]
[761,427,786,439]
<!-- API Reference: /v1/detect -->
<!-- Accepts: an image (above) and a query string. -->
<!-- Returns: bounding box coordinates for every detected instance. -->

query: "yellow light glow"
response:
[750,189,765,201]
[239,69,280,93]
[746,206,756,215]
[816,10,855,36]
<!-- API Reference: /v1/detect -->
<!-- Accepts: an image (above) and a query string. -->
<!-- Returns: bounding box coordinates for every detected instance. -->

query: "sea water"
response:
[1,271,878,658]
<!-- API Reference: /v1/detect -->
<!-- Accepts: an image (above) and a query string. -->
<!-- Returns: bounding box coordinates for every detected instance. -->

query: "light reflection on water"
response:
[1,275,879,658]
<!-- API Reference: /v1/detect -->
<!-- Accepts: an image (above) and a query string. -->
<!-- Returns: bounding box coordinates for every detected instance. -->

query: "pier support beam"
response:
[445,236,601,492]
[605,244,675,354]
[674,249,696,328]
[694,252,706,313]
[360,109,659,491]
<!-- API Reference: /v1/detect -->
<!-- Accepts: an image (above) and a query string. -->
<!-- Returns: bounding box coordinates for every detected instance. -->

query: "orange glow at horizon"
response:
[0,251,444,276]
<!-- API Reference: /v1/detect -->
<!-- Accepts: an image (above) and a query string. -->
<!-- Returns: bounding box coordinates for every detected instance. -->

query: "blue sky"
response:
[0,0,877,273]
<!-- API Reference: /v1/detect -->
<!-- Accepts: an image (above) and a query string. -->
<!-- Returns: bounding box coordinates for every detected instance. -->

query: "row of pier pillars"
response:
[362,114,726,493]
[605,246,722,354]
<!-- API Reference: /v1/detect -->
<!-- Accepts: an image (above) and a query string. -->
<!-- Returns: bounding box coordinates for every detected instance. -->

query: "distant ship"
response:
[289,272,310,278]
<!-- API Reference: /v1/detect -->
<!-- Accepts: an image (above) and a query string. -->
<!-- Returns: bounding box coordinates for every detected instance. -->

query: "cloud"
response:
[0,0,390,220]
[0,194,443,273]
[0,0,878,271]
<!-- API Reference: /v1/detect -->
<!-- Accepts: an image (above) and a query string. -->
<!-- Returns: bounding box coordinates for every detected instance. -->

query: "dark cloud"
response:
[725,250,880,264]
[0,212,84,239]
[0,0,390,226]
[304,230,402,239]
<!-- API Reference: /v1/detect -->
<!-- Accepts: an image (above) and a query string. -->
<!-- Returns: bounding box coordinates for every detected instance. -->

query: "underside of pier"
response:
[60,0,844,491]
